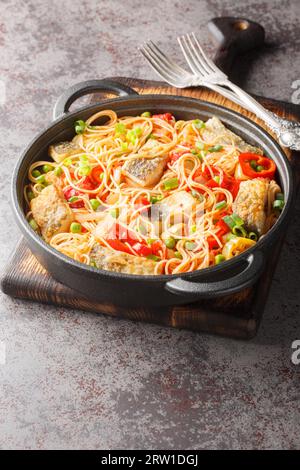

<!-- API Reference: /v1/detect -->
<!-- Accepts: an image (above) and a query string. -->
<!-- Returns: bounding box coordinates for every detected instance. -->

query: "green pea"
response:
[174,251,183,259]
[27,191,35,201]
[90,199,100,211]
[70,222,82,233]
[42,164,54,173]
[185,241,197,251]
[141,111,151,117]
[36,174,46,184]
[54,166,63,176]
[164,237,176,249]
[32,169,41,178]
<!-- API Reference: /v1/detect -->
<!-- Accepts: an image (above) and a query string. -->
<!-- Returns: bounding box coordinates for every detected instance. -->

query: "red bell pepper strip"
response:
[152,113,175,123]
[90,166,104,184]
[79,176,97,191]
[106,239,132,255]
[239,153,276,179]
[63,187,85,208]
[131,242,153,257]
[134,196,150,213]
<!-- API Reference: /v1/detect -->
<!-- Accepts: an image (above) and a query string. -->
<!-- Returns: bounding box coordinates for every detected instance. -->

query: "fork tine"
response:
[142,44,186,82]
[191,32,220,74]
[180,33,214,76]
[177,35,205,77]
[186,33,214,75]
[148,41,190,77]
[139,46,186,87]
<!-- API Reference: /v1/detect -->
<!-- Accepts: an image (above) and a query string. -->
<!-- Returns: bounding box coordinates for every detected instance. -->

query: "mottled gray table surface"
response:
[0,0,299,450]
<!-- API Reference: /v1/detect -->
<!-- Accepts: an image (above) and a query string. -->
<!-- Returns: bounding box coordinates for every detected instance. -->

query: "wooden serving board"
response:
[1,77,299,339]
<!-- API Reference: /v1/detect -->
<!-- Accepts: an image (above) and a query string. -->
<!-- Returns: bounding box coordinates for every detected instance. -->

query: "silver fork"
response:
[177,32,300,150]
[139,41,248,109]
[139,39,300,151]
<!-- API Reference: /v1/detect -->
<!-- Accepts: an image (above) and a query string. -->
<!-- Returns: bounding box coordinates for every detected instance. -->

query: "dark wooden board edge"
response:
[0,239,259,339]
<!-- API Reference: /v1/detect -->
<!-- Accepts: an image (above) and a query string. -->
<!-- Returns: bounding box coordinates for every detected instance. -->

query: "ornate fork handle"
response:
[223,80,300,151]
[267,114,300,151]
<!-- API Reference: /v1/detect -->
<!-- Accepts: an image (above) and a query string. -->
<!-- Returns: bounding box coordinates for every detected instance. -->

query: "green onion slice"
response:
[75,120,86,134]
[248,232,258,241]
[146,254,160,261]
[163,177,179,191]
[215,254,226,264]
[208,144,223,152]
[232,225,247,237]
[273,199,284,210]
[215,201,227,211]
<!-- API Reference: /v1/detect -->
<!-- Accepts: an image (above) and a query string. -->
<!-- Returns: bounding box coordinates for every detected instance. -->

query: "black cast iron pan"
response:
[11,19,294,307]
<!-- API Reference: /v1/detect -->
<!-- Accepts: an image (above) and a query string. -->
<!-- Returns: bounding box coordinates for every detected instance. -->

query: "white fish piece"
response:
[90,244,159,275]
[232,178,270,235]
[123,155,168,187]
[203,117,263,154]
[49,141,81,163]
[30,184,74,241]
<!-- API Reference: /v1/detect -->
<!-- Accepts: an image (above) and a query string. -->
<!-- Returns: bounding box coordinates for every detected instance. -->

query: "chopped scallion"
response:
[146,254,160,261]
[208,144,223,152]
[115,123,126,136]
[29,218,38,231]
[163,177,179,191]
[78,165,91,176]
[215,201,227,211]
[75,120,86,134]
[248,232,258,241]
[194,119,205,129]
[273,199,284,210]
[232,225,247,237]
[215,254,226,264]
[150,194,164,204]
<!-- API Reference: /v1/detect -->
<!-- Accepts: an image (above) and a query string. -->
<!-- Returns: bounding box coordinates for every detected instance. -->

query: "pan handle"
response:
[165,251,264,300]
[53,79,139,120]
